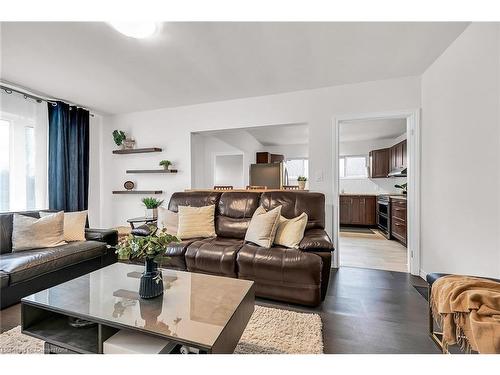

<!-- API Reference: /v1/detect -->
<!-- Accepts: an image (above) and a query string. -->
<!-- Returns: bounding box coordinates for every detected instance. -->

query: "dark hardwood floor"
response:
[0,267,439,354]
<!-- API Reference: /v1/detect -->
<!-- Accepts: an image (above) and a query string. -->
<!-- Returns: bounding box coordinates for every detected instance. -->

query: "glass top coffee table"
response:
[21,263,255,354]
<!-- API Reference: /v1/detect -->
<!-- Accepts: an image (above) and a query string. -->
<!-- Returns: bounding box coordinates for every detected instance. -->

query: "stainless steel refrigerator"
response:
[249,162,288,189]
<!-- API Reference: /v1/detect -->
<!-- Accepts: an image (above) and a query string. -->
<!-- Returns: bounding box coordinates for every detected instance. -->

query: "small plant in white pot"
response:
[142,197,164,219]
[297,176,307,190]
[159,160,172,171]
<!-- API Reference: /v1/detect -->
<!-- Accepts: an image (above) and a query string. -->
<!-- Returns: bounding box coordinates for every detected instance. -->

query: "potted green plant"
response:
[112,129,135,150]
[116,226,179,299]
[159,160,172,170]
[297,176,307,190]
[142,197,164,219]
[394,182,407,194]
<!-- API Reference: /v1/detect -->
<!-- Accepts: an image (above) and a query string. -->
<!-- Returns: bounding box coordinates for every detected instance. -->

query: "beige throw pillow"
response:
[274,212,308,248]
[244,206,282,248]
[12,212,66,251]
[157,207,178,235]
[177,205,216,240]
[40,210,87,242]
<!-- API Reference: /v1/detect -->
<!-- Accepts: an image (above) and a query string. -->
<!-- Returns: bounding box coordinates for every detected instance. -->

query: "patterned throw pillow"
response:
[177,205,216,240]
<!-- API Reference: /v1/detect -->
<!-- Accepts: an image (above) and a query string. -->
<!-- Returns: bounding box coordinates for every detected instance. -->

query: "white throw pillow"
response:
[40,210,87,242]
[12,212,67,251]
[157,207,178,235]
[244,206,282,248]
[177,205,216,240]
[274,212,308,248]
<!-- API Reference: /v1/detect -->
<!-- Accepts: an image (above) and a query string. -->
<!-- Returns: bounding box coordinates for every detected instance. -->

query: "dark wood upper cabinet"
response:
[339,195,376,226]
[389,140,407,173]
[369,148,390,178]
[270,154,284,163]
[256,152,284,164]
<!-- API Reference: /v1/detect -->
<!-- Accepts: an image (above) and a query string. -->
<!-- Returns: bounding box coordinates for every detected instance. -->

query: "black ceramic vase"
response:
[139,259,164,299]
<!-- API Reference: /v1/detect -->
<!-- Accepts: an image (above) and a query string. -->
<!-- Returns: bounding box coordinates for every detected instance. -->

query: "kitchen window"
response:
[339,155,368,179]
[286,158,309,185]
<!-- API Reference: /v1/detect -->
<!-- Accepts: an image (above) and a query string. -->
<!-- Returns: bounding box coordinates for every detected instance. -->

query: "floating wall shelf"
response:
[112,190,163,195]
[112,148,162,154]
[126,169,178,174]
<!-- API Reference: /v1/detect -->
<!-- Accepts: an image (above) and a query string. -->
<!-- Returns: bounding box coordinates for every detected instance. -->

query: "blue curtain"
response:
[48,101,89,211]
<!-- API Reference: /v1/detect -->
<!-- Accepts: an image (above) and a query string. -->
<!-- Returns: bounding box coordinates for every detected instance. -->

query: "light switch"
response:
[315,170,324,182]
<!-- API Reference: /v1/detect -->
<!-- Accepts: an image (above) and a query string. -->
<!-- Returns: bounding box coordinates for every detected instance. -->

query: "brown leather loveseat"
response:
[159,191,333,307]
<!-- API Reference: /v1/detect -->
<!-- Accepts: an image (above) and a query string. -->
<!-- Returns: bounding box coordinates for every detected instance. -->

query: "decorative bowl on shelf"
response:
[124,181,135,190]
[122,138,136,150]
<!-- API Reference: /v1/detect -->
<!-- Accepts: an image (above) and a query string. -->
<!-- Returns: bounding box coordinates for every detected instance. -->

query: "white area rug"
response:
[0,305,323,354]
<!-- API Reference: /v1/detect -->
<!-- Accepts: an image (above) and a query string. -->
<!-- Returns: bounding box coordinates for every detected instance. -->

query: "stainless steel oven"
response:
[377,195,390,238]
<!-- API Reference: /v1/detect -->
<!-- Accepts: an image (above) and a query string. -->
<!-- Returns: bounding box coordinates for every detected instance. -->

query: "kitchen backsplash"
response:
[340,177,407,194]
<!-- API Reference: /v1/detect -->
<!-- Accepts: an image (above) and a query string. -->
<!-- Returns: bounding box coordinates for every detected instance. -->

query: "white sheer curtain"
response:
[0,90,48,211]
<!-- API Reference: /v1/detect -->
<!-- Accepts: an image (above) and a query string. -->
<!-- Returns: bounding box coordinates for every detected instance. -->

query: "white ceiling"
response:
[340,118,406,142]
[199,123,309,147]
[0,22,468,114]
[245,124,308,146]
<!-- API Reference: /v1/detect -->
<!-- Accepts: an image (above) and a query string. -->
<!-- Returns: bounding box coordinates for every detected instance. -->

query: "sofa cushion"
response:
[177,205,216,239]
[274,212,308,249]
[162,238,201,271]
[168,192,221,212]
[0,271,9,288]
[12,212,66,251]
[244,206,282,248]
[215,192,261,239]
[0,211,41,254]
[237,243,323,306]
[260,191,325,230]
[185,237,244,277]
[0,240,106,285]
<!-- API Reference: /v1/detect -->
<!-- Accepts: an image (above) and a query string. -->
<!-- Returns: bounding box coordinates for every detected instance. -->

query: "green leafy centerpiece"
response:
[116,226,180,299]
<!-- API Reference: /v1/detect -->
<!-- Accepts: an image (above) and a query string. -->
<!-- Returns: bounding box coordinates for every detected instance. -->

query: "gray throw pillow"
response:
[12,212,67,251]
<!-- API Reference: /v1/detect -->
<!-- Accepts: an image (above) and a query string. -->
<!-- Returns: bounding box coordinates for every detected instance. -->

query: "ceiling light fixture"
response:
[109,22,159,39]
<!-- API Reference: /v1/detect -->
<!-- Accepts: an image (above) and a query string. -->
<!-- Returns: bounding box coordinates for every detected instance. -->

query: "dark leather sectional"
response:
[155,191,334,306]
[0,211,118,309]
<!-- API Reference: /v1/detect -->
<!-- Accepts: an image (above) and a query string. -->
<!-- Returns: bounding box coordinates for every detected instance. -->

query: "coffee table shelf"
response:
[22,307,99,354]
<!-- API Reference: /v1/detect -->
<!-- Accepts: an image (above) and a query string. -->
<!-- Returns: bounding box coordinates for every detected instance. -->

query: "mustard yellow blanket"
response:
[431,275,500,353]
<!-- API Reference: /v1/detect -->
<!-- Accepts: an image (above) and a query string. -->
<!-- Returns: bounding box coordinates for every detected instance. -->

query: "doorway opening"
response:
[333,110,420,275]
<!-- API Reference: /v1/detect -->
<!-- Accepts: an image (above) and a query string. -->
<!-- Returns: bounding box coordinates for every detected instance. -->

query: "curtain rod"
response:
[0,84,95,117]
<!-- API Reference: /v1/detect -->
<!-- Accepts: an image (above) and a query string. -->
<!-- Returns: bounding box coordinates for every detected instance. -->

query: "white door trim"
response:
[332,109,421,275]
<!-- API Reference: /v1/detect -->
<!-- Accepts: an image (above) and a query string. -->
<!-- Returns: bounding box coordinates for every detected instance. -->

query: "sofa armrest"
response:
[85,228,118,246]
[299,229,334,252]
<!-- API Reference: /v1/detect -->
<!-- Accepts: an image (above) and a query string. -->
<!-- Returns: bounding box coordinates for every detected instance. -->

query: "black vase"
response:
[139,259,164,299]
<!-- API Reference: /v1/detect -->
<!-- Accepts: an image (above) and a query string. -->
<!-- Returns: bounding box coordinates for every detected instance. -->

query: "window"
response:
[0,91,48,212]
[286,158,309,185]
[339,156,368,179]
[0,120,10,211]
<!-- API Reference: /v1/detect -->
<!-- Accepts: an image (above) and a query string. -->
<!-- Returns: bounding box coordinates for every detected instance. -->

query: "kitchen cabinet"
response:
[339,195,376,226]
[256,152,284,164]
[389,140,407,173]
[390,198,407,246]
[369,148,390,178]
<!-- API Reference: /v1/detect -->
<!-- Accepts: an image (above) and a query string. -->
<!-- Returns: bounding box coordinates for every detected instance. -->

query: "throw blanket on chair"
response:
[430,275,500,353]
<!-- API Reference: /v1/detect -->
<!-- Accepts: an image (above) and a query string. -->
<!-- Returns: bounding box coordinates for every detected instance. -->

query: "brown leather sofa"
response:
[0,210,118,309]
[155,191,334,306]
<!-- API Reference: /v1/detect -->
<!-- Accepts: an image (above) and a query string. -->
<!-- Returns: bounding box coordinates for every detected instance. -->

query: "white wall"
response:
[100,76,421,236]
[421,23,500,278]
[339,134,407,195]
[215,154,244,187]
